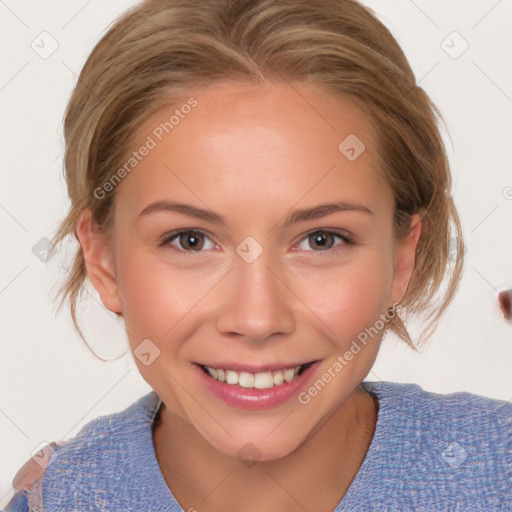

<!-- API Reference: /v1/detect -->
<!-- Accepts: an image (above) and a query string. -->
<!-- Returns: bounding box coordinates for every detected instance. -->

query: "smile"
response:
[194,360,320,410]
[200,362,315,389]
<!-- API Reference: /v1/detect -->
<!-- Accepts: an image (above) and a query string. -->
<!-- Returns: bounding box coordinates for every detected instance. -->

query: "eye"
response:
[295,230,354,256]
[158,230,216,253]
[158,229,355,256]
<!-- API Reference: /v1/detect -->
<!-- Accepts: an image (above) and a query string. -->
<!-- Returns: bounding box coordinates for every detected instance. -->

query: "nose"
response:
[215,246,295,344]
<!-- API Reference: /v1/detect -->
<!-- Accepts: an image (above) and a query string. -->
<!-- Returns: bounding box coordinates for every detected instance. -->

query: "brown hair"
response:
[49,0,464,352]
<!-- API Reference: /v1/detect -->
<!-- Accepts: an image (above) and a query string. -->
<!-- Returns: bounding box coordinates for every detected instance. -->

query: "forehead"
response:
[114,80,393,222]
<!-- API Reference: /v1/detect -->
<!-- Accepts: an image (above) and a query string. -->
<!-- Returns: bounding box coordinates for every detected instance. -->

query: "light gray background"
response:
[1,0,511,506]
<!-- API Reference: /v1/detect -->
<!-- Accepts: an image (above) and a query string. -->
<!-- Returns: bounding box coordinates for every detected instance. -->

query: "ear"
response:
[388,213,422,307]
[75,209,123,315]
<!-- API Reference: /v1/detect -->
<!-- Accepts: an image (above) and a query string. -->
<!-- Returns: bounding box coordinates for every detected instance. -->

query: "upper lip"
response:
[196,360,319,373]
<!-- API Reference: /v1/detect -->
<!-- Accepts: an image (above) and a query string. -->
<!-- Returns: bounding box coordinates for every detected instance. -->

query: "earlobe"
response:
[389,213,422,306]
[75,209,123,315]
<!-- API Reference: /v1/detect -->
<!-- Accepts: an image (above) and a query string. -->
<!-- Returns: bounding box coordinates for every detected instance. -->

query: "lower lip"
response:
[193,362,320,411]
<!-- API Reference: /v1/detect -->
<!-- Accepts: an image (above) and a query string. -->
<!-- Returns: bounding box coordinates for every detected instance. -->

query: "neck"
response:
[153,386,377,512]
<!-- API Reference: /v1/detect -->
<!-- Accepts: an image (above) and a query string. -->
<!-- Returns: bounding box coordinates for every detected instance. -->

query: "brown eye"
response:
[159,230,215,253]
[308,231,336,250]
[296,230,354,256]
[177,232,204,251]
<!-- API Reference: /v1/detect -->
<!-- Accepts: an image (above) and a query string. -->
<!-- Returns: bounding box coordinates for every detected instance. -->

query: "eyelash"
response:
[158,229,355,257]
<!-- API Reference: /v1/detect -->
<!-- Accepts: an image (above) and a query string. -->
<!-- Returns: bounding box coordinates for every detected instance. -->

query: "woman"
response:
[5,0,510,511]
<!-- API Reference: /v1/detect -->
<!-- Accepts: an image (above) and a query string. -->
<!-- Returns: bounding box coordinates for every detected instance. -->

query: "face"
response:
[79,80,421,461]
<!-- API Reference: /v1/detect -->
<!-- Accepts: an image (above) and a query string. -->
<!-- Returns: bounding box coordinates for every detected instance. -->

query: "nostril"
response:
[497,289,512,323]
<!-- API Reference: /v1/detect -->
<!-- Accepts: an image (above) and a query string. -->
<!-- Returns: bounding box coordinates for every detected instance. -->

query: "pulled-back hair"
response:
[50,0,464,352]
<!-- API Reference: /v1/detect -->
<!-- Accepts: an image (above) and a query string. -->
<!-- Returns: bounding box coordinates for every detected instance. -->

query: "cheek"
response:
[115,246,208,339]
[115,243,232,355]
[294,254,393,345]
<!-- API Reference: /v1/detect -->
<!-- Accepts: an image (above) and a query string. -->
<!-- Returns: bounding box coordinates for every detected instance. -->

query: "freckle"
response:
[497,289,512,323]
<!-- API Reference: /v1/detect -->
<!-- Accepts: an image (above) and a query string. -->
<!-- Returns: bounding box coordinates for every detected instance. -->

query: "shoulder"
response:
[364,380,511,445]
[360,380,511,505]
[2,490,29,512]
[3,440,61,511]
[362,379,504,407]
[4,391,161,511]
[365,379,510,417]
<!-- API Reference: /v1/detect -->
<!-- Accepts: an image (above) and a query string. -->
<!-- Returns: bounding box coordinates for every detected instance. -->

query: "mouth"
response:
[197,361,317,390]
[193,359,321,410]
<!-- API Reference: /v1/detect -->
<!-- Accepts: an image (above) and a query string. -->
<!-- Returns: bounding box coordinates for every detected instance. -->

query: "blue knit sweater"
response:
[3,381,511,511]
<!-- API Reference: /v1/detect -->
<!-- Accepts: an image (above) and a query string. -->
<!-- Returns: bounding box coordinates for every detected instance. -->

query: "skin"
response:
[77,80,422,512]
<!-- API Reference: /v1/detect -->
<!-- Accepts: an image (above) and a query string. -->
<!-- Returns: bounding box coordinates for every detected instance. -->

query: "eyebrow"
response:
[137,200,374,227]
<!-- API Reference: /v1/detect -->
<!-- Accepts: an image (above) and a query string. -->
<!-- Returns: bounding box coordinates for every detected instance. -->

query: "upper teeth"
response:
[204,365,302,389]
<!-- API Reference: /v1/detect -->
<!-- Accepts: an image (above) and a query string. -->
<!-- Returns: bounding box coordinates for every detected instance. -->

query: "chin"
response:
[202,425,307,464]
